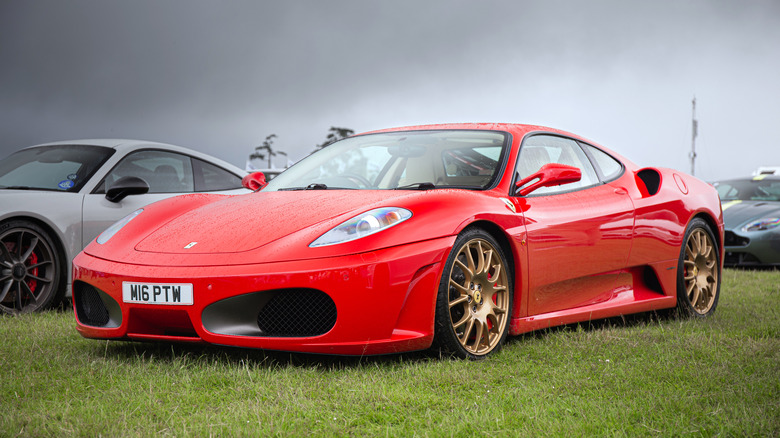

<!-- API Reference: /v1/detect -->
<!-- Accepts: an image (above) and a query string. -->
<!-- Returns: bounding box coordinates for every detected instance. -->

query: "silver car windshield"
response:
[0,145,115,192]
[264,130,508,191]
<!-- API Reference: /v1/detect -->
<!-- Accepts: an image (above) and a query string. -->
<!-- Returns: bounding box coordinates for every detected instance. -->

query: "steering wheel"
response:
[340,173,372,188]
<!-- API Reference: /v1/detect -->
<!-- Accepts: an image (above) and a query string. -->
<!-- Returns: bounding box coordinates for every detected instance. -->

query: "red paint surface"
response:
[73,123,723,355]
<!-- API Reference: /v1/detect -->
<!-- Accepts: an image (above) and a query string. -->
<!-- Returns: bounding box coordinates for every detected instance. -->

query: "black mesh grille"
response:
[257,289,336,337]
[724,231,749,247]
[74,282,109,327]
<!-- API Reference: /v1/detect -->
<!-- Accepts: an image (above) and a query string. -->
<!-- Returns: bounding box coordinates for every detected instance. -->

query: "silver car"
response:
[0,139,248,313]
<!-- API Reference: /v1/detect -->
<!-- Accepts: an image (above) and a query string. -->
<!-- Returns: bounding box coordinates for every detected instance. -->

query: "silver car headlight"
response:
[742,217,780,232]
[310,207,412,247]
[97,209,144,244]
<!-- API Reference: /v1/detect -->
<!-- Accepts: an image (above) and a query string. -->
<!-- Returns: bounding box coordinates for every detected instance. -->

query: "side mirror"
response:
[514,163,581,196]
[106,176,150,203]
[242,172,267,192]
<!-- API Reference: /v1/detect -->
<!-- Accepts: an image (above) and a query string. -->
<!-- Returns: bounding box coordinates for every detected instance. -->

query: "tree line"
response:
[249,126,354,168]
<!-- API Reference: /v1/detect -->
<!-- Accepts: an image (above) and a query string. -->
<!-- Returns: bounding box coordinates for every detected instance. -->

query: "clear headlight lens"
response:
[310,207,412,247]
[97,209,144,244]
[742,217,780,232]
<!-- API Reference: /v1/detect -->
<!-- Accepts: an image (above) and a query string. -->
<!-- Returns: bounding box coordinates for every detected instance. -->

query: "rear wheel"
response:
[0,220,65,314]
[434,228,512,359]
[676,218,720,317]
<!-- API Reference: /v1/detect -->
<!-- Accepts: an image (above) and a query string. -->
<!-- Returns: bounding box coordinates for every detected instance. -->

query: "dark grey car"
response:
[714,176,780,267]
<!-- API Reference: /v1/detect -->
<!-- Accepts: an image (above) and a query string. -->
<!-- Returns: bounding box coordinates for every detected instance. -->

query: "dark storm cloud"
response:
[2,1,530,112]
[1,0,779,180]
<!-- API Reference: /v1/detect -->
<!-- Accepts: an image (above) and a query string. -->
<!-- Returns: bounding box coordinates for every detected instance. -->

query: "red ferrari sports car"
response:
[72,124,723,359]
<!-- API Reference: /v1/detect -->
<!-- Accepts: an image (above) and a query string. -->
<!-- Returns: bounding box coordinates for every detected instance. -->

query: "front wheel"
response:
[0,220,65,314]
[433,228,512,359]
[676,218,720,317]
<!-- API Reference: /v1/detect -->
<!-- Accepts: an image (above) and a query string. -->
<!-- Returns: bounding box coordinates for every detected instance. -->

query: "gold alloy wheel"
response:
[447,238,509,356]
[682,228,718,314]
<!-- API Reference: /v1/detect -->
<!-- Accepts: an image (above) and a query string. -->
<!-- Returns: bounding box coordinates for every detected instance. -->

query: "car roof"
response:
[27,139,167,149]
[22,139,246,175]
[717,176,780,182]
[360,122,610,148]
[358,122,634,167]
[364,123,566,135]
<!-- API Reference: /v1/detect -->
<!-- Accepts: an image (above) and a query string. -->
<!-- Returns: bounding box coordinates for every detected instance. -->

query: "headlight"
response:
[742,217,780,232]
[97,209,144,244]
[309,207,412,247]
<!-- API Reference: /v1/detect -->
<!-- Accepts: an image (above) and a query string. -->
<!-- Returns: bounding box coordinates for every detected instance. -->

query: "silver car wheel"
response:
[0,221,62,314]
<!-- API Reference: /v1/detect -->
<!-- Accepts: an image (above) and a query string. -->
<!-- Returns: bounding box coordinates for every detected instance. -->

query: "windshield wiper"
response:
[394,182,436,190]
[278,183,360,191]
[0,185,33,190]
[278,183,328,191]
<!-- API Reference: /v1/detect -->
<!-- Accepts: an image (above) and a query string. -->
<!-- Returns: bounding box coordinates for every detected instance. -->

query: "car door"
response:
[512,135,634,316]
[81,150,243,247]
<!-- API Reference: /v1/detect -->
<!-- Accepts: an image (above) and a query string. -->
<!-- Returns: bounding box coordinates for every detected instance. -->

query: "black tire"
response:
[676,218,720,318]
[0,220,66,314]
[433,228,513,359]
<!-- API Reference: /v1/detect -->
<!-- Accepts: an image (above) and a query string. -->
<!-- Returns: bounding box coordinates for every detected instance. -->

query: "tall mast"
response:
[690,97,698,176]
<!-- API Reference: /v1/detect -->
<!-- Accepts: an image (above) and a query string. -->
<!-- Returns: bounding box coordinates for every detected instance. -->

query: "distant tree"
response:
[250,134,287,168]
[315,127,354,150]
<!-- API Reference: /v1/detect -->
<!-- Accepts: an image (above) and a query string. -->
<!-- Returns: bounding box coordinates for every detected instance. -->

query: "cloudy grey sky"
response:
[1,0,778,181]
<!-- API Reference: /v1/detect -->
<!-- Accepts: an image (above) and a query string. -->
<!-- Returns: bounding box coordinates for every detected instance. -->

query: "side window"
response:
[515,135,599,195]
[193,158,242,191]
[583,144,623,181]
[104,150,194,193]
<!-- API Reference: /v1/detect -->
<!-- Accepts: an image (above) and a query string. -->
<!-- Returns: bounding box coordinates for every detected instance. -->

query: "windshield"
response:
[0,145,115,192]
[715,178,780,202]
[264,130,508,191]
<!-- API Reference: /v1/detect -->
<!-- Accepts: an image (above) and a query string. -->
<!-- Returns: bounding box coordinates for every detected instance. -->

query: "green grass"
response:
[2,269,778,436]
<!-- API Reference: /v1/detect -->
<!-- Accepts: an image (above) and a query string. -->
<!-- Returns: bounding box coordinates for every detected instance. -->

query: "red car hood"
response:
[134,190,413,254]
[83,188,509,267]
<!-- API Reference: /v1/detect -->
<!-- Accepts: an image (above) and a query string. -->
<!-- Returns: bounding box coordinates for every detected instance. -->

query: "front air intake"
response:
[257,289,337,337]
[74,282,108,326]
[73,281,121,328]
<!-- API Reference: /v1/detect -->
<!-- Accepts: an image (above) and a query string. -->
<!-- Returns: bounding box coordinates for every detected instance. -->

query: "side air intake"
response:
[636,168,661,197]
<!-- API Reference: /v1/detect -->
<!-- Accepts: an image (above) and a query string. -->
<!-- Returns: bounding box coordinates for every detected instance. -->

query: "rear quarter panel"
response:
[613,167,723,268]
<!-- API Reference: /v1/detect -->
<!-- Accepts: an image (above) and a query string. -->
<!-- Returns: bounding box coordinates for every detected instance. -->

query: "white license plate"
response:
[122,282,194,305]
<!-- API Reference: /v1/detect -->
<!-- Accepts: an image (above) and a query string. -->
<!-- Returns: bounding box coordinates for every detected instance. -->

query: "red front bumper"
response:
[72,236,454,355]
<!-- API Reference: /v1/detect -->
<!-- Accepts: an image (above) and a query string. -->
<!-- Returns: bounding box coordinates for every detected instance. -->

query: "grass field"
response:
[1,268,778,436]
